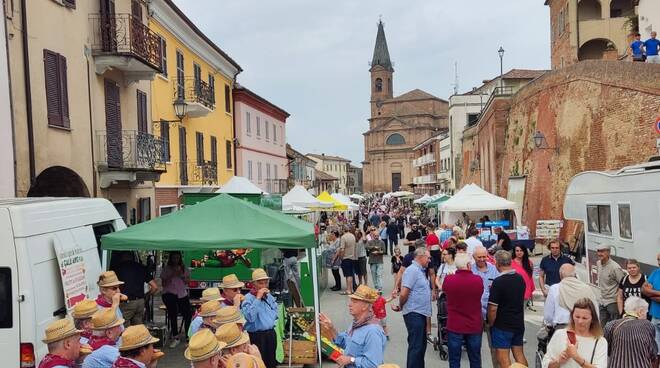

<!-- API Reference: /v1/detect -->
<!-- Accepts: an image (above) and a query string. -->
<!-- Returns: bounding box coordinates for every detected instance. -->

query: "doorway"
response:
[391,172,401,192]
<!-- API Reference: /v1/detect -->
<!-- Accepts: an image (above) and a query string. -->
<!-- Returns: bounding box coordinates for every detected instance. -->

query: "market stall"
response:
[330,193,359,211]
[413,194,432,204]
[101,194,325,366]
[283,185,332,209]
[316,191,348,211]
[216,175,265,194]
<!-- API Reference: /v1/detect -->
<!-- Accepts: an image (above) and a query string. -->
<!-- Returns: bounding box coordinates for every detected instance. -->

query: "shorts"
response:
[341,258,355,277]
[490,326,524,349]
[647,55,660,64]
[356,257,368,276]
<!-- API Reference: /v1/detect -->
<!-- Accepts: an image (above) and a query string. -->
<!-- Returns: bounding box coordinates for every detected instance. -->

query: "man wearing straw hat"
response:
[241,268,278,368]
[319,284,386,368]
[216,322,262,361]
[213,306,247,330]
[71,299,98,345]
[82,308,124,368]
[96,271,127,319]
[194,300,223,334]
[111,324,162,368]
[225,352,267,368]
[219,274,246,308]
[38,319,82,368]
[189,288,225,337]
[185,329,228,368]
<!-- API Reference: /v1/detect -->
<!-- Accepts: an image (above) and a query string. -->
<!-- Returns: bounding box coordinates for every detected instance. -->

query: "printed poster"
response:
[54,240,88,310]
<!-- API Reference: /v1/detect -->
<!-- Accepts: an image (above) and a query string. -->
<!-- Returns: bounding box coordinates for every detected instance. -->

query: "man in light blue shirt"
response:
[241,268,278,368]
[399,248,432,368]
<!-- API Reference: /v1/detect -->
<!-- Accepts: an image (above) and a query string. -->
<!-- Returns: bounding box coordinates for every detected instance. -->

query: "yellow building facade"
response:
[149,0,241,215]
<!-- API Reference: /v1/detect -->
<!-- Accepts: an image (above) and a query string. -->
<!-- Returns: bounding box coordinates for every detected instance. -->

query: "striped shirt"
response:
[604,316,658,368]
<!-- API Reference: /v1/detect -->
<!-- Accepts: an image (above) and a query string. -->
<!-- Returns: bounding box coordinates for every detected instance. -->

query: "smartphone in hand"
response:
[566,330,576,345]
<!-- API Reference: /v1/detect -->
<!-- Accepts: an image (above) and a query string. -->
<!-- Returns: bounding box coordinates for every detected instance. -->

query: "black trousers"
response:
[161,293,192,337]
[331,268,342,288]
[249,329,277,368]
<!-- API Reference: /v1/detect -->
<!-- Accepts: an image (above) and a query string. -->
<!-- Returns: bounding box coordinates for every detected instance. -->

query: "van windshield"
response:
[0,268,12,328]
[93,223,115,259]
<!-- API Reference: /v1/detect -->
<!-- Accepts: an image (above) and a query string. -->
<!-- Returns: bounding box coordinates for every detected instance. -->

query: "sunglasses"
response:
[103,286,119,291]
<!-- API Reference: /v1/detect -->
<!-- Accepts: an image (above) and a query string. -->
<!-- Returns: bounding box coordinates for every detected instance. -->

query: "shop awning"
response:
[101,193,315,250]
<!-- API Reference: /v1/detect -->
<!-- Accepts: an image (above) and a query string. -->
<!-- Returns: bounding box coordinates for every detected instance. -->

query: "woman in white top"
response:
[435,247,457,291]
[542,298,608,368]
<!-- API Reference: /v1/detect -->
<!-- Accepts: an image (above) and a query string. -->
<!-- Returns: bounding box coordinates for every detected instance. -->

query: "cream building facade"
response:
[362,21,449,193]
[6,0,164,223]
[306,154,350,194]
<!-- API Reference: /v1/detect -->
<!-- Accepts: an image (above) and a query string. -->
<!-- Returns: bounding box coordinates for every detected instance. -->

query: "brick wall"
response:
[155,188,180,215]
[499,61,660,238]
[548,0,575,69]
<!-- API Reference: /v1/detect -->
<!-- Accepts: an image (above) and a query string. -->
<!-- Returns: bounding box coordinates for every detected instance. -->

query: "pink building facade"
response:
[233,85,289,194]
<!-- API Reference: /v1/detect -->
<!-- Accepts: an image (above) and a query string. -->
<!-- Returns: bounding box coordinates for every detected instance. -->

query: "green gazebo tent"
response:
[425,194,451,208]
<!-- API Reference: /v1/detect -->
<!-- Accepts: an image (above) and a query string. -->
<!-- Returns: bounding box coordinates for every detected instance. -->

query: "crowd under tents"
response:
[440,183,521,226]
[101,193,324,365]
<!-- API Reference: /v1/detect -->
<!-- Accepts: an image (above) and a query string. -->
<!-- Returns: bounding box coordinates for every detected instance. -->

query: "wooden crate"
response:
[283,339,317,365]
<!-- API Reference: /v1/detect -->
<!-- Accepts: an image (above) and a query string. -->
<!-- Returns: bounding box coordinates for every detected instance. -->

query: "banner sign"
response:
[54,240,89,310]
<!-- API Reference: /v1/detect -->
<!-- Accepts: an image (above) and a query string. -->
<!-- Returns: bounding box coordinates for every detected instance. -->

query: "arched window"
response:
[386,133,405,145]
[375,78,383,92]
[388,78,392,93]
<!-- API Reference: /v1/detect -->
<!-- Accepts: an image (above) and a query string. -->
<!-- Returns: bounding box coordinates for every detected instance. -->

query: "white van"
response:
[563,159,660,284]
[0,198,125,367]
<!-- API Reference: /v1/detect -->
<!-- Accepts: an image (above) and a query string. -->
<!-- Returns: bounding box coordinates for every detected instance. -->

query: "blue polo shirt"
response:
[471,262,500,320]
[648,268,660,318]
[401,261,432,317]
[539,254,574,287]
[645,38,660,56]
[631,40,644,56]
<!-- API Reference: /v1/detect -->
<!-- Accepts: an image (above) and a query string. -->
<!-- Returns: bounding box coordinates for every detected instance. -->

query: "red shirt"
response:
[442,269,484,334]
[372,296,387,319]
[426,233,440,248]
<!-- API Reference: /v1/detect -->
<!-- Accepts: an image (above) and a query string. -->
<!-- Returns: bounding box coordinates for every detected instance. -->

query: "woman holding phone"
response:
[542,298,608,368]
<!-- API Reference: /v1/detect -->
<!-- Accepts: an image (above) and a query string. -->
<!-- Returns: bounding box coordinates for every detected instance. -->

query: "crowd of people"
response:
[318,194,659,368]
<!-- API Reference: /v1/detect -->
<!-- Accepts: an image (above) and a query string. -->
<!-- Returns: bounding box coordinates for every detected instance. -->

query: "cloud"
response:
[172,0,550,166]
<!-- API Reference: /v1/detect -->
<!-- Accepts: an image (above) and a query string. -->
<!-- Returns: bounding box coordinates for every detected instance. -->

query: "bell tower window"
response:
[375,78,383,92]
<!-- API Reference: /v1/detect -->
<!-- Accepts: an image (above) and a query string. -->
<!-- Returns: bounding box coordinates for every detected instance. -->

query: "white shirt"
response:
[541,329,608,368]
[544,283,570,326]
[464,236,483,259]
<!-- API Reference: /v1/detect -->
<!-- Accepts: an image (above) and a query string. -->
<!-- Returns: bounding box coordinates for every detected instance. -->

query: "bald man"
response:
[544,264,598,329]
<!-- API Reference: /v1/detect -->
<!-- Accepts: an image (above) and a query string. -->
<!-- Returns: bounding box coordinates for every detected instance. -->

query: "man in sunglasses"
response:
[96,271,126,319]
[219,274,246,308]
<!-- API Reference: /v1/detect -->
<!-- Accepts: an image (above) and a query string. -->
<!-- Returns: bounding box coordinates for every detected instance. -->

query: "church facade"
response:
[362,21,449,193]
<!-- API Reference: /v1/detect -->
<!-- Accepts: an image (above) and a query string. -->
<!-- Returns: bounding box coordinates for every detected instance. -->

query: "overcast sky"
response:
[172,0,551,166]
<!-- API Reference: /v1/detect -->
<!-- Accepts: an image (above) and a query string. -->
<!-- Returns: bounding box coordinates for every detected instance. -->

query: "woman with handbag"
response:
[542,298,608,368]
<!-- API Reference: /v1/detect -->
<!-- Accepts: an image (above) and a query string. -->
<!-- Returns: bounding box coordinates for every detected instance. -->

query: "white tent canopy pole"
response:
[309,246,323,367]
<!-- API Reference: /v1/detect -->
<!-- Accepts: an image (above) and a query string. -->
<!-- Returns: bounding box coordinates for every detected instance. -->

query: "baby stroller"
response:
[434,292,449,360]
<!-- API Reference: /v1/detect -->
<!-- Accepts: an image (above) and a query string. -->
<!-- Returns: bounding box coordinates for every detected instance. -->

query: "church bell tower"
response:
[370,19,394,118]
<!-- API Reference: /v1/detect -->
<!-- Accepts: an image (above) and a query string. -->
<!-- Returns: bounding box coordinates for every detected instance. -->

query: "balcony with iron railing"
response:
[96,130,166,188]
[414,153,436,167]
[176,161,218,186]
[90,13,162,81]
[413,174,437,185]
[174,77,215,118]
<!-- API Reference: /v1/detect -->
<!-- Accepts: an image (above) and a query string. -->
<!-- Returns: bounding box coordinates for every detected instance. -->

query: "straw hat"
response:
[215,322,249,349]
[219,274,245,289]
[185,329,226,362]
[251,268,270,282]
[91,308,125,330]
[42,319,83,344]
[213,306,246,326]
[71,299,98,319]
[349,285,379,303]
[225,352,266,368]
[97,271,124,288]
[201,287,224,302]
[199,300,222,318]
[119,325,160,351]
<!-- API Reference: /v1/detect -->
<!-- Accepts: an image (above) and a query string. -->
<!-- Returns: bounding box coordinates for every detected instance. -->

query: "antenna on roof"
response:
[450,62,459,95]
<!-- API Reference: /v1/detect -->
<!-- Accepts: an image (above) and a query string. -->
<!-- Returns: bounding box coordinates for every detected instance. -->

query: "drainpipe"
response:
[231,71,240,177]
[20,0,36,184]
[85,47,98,197]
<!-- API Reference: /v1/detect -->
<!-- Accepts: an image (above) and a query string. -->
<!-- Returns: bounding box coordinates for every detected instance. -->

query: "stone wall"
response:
[499,61,660,238]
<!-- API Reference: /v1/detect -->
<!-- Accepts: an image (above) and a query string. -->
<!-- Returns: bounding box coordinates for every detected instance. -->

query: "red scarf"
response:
[222,298,234,306]
[88,336,116,351]
[200,323,216,334]
[111,357,142,368]
[80,330,92,340]
[348,312,379,336]
[38,354,76,368]
[96,294,112,308]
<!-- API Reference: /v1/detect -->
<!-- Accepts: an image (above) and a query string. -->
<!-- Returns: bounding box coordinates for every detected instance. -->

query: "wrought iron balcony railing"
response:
[90,13,163,72]
[174,77,215,110]
[96,130,166,171]
[177,161,218,186]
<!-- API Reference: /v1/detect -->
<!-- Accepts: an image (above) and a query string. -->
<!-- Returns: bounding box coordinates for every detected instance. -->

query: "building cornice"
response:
[234,86,290,122]
[150,0,241,81]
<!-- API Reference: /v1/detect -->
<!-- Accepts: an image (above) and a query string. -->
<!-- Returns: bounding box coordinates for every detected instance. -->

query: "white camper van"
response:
[0,198,125,367]
[563,159,660,284]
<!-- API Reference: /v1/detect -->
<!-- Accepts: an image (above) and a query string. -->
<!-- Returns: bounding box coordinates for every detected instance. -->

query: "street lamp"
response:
[498,46,505,90]
[533,130,559,154]
[173,97,188,121]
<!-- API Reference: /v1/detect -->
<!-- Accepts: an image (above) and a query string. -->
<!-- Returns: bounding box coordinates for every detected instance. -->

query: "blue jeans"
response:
[370,263,383,291]
[447,331,482,368]
[403,312,427,368]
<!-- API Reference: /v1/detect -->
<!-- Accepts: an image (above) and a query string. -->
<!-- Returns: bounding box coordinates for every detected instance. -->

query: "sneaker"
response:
[169,338,180,349]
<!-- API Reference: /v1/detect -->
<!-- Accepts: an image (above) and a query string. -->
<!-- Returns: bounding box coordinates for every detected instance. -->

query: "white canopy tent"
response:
[440,183,521,226]
[392,191,415,198]
[413,194,432,204]
[215,176,265,194]
[331,193,360,210]
[283,185,332,208]
[282,204,313,214]
[349,193,365,201]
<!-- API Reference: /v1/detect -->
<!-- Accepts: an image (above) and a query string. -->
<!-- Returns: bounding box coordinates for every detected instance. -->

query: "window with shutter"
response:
[247,160,253,180]
[193,63,201,97]
[208,74,215,104]
[104,79,122,168]
[160,120,170,162]
[257,162,262,183]
[43,49,70,128]
[62,0,75,9]
[159,36,167,76]
[265,120,269,140]
[246,111,251,134]
[176,51,184,99]
[224,84,231,113]
[256,116,261,137]
[274,165,278,180]
[196,132,204,164]
[179,126,187,184]
[225,140,232,169]
[210,136,217,164]
[273,123,277,142]
[136,90,147,133]
[137,197,151,223]
[131,0,142,22]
